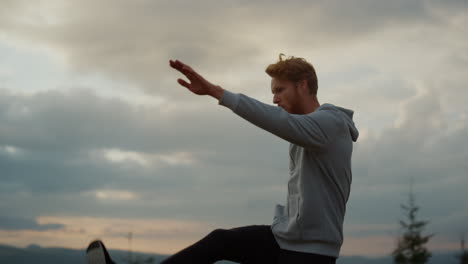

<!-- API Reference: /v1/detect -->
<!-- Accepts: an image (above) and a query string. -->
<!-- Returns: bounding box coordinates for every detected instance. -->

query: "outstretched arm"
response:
[169,59,337,150]
[169,59,224,99]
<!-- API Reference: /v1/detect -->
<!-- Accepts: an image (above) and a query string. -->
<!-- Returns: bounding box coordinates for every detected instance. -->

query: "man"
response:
[87,54,359,264]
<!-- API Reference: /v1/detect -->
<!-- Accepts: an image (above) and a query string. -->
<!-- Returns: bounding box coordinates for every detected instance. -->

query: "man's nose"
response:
[273,94,280,104]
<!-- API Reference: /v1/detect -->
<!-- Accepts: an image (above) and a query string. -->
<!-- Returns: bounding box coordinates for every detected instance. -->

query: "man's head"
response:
[265,54,319,114]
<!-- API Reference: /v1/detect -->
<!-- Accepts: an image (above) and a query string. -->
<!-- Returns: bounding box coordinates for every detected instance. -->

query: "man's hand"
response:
[169,59,224,99]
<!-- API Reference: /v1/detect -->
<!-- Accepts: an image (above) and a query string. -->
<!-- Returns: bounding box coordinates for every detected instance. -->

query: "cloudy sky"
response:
[0,0,467,257]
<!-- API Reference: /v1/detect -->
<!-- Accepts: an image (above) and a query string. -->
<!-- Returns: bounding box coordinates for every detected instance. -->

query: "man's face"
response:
[271,77,301,114]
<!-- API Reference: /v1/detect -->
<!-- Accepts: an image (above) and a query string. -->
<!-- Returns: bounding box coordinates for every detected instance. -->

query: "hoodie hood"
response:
[320,104,359,142]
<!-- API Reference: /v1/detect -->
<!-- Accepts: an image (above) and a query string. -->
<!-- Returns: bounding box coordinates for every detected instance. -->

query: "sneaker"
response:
[86,240,115,264]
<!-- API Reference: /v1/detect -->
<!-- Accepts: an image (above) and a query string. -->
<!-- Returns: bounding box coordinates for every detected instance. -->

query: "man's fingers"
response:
[170,59,195,73]
[177,78,190,89]
[170,59,205,89]
[169,59,182,70]
[169,59,185,70]
[170,60,197,80]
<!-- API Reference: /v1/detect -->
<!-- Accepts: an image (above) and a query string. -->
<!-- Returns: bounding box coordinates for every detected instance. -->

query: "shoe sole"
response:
[86,240,113,264]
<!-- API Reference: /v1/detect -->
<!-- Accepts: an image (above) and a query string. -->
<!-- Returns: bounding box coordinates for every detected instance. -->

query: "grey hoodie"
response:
[219,90,359,258]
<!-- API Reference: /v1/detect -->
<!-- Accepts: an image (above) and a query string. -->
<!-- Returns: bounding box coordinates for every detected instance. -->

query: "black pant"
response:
[161,225,337,264]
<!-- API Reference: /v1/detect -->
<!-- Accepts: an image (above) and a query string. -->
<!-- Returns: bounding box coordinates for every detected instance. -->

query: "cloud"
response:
[0,216,64,231]
[0,216,217,254]
[2,69,468,253]
[0,87,287,229]
[1,79,466,255]
[1,0,466,100]
[0,0,467,256]
[347,84,468,236]
[99,148,197,168]
[83,189,139,201]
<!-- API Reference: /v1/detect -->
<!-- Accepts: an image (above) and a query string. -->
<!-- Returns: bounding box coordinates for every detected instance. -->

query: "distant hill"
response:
[0,244,86,264]
[0,244,165,264]
[0,244,461,264]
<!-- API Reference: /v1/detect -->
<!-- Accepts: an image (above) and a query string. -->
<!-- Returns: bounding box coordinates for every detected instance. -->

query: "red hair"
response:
[265,54,318,95]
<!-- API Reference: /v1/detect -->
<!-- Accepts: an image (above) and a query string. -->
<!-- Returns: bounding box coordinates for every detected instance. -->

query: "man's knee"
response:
[207,228,229,240]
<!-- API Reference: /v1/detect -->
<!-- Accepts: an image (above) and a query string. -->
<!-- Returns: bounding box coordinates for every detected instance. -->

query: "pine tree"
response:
[457,235,468,264]
[392,187,433,264]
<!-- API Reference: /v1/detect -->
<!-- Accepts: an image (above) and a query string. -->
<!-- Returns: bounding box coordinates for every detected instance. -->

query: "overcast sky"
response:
[0,0,467,257]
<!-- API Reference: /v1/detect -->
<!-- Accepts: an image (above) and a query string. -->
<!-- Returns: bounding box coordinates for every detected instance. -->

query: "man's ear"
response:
[299,79,308,94]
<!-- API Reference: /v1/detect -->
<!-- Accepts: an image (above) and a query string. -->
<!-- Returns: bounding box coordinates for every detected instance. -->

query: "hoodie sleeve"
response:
[219,90,340,150]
